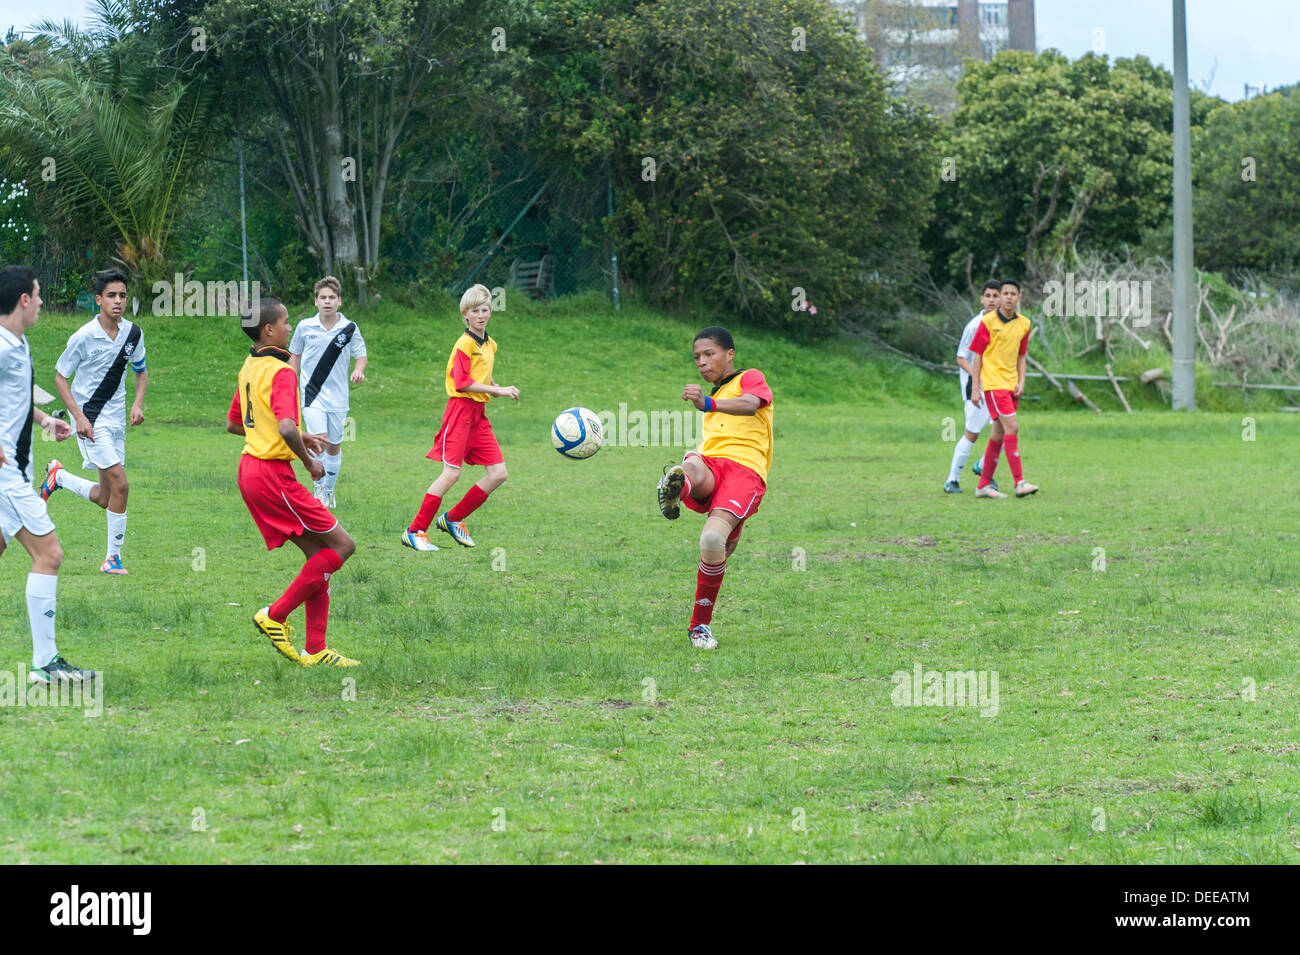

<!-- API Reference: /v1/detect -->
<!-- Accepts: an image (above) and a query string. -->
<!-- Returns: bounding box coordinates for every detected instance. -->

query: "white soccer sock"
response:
[323,452,342,493]
[27,572,58,668]
[107,510,127,559]
[948,436,976,483]
[58,469,96,501]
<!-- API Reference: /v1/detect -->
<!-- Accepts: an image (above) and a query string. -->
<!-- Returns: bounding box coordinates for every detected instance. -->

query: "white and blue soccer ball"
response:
[551,407,604,459]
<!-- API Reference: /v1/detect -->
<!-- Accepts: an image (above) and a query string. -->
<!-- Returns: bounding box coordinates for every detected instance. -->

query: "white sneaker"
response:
[689,624,718,650]
[326,490,337,509]
[1014,480,1039,498]
[974,484,1008,499]
[401,529,440,552]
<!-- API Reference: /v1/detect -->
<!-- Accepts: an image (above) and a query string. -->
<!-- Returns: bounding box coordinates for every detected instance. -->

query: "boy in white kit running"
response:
[43,269,148,575]
[0,265,96,683]
[944,279,1000,494]
[289,276,367,508]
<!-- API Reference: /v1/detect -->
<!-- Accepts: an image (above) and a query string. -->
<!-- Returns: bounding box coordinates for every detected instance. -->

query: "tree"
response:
[196,0,528,296]
[1193,84,1300,278]
[529,0,937,332]
[926,50,1220,288]
[0,0,216,281]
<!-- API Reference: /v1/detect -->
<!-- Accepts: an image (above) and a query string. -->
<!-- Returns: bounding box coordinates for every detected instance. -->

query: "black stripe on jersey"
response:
[303,322,356,407]
[250,345,291,362]
[80,324,142,425]
[710,371,740,396]
[16,359,33,481]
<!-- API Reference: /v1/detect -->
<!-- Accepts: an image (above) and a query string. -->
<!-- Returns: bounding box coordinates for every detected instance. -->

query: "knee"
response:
[46,543,64,571]
[335,533,356,561]
[700,527,726,556]
[492,465,508,486]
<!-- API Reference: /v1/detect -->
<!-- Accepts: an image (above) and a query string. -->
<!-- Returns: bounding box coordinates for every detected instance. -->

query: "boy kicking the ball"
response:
[288,275,367,508]
[656,327,773,650]
[0,266,95,684]
[227,298,359,667]
[43,269,148,575]
[970,279,1039,499]
[401,284,519,552]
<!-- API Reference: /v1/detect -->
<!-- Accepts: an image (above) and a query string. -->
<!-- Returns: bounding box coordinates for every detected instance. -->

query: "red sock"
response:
[269,548,343,621]
[447,483,489,522]
[977,440,1002,488]
[409,493,441,533]
[304,579,331,655]
[690,559,726,630]
[1003,434,1023,483]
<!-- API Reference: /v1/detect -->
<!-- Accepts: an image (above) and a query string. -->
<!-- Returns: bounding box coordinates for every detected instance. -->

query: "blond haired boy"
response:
[401,284,519,551]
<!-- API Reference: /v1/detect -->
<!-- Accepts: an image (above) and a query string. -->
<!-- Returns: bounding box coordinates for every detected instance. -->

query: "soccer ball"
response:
[551,407,604,459]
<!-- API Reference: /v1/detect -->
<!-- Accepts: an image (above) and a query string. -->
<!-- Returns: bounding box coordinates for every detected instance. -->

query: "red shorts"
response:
[428,397,504,468]
[681,453,766,520]
[984,389,1019,420]
[238,455,337,550]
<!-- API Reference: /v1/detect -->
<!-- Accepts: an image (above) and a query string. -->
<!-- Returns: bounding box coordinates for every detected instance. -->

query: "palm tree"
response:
[0,0,214,281]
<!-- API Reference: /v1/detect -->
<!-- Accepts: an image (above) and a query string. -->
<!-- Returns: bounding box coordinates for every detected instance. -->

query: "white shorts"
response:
[78,426,125,471]
[0,483,56,544]
[301,406,346,445]
[963,399,991,435]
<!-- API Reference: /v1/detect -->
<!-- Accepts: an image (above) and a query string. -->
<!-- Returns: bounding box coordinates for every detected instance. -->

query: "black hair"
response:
[241,297,286,342]
[93,268,130,296]
[0,265,37,315]
[982,279,1003,293]
[694,326,735,351]
[999,279,1021,293]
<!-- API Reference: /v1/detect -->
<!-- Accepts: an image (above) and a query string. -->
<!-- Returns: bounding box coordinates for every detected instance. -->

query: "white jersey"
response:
[55,317,146,430]
[957,312,985,401]
[289,313,366,413]
[0,325,35,490]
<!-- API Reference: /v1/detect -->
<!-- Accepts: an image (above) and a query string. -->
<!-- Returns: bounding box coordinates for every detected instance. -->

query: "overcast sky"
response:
[2,0,1296,103]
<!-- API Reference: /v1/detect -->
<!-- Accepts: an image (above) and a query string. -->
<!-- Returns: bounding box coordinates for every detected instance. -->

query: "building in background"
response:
[836,1,1037,113]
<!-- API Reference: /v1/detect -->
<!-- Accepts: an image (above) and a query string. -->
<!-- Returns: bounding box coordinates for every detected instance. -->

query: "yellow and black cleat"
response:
[253,607,300,662]
[299,647,360,668]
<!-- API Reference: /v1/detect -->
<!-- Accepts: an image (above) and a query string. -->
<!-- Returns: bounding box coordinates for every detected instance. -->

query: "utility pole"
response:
[1171,0,1195,410]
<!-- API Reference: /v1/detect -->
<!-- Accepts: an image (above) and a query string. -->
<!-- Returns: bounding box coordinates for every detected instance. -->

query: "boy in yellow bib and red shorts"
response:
[656,327,773,650]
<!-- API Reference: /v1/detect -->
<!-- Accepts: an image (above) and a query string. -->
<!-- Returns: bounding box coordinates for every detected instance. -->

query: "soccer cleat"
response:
[401,529,440,552]
[972,459,983,476]
[300,647,360,668]
[40,460,63,501]
[101,555,129,575]
[974,484,1008,499]
[657,465,686,520]
[30,655,96,684]
[1014,480,1039,498]
[436,513,475,548]
[688,624,718,650]
[326,490,337,509]
[988,477,999,492]
[944,480,962,494]
[253,606,300,662]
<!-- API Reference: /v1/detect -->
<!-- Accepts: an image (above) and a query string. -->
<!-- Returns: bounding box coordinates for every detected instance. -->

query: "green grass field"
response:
[1,293,1296,863]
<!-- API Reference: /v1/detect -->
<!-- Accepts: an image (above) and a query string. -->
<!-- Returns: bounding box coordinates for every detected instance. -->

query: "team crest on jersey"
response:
[123,343,136,358]
[335,332,347,347]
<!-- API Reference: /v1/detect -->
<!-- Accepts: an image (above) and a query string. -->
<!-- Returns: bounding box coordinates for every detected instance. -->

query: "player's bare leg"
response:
[95,463,130,574]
